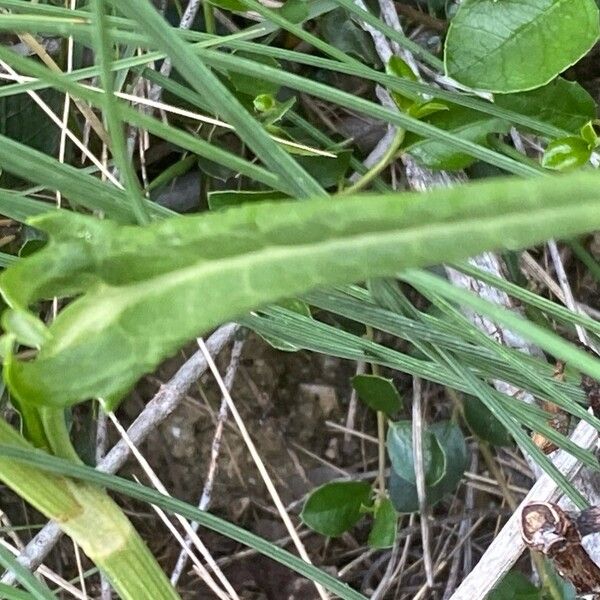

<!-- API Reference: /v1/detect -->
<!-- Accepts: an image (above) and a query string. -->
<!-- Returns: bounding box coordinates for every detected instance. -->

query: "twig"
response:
[449,419,598,600]
[149,0,203,102]
[196,338,329,600]
[522,502,600,595]
[412,377,434,586]
[344,361,366,453]
[547,239,595,351]
[170,335,246,586]
[107,414,238,600]
[1,323,238,585]
[443,452,478,599]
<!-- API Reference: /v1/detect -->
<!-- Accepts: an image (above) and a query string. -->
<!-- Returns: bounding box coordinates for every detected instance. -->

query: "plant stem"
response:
[366,326,387,494]
[203,0,215,35]
[0,418,180,600]
[341,128,405,195]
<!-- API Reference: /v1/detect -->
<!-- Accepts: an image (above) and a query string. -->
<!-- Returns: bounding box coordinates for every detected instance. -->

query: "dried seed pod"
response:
[521,502,600,595]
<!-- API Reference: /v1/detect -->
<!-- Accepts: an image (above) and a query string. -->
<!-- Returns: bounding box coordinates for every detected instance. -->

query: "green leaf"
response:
[207,0,246,10]
[407,100,449,120]
[278,0,309,23]
[386,421,446,486]
[580,121,600,147]
[488,571,540,600]
[294,151,352,188]
[4,170,600,408]
[542,136,592,170]
[207,190,287,211]
[351,373,402,415]
[0,90,61,170]
[405,106,509,170]
[368,497,397,549]
[495,78,596,134]
[229,53,281,98]
[1,309,49,349]
[444,0,600,93]
[388,421,467,513]
[301,481,372,537]
[463,395,513,447]
[320,9,379,65]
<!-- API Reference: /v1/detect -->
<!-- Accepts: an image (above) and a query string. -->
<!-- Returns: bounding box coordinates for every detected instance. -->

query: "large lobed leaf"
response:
[3,171,600,408]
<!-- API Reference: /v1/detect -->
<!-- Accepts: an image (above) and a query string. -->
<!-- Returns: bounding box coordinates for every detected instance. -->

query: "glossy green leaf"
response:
[463,395,513,447]
[368,497,397,549]
[387,421,446,486]
[5,171,600,408]
[301,481,372,537]
[542,136,592,170]
[495,78,596,134]
[351,373,402,415]
[445,0,600,93]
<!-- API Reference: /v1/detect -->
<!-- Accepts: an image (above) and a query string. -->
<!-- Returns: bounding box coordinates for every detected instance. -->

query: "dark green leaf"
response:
[445,0,600,93]
[301,481,372,537]
[368,497,397,549]
[463,395,513,447]
[386,420,446,486]
[278,0,309,23]
[495,78,596,134]
[351,373,402,415]
[406,106,509,170]
[295,151,352,187]
[229,53,281,98]
[320,9,379,65]
[388,421,467,513]
[488,571,540,600]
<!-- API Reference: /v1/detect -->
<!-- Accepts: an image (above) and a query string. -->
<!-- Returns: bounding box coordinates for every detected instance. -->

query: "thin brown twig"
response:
[1,324,238,586]
[170,335,246,586]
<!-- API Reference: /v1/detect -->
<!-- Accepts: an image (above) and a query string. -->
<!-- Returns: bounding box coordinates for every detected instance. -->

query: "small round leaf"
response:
[301,481,372,537]
[351,373,402,415]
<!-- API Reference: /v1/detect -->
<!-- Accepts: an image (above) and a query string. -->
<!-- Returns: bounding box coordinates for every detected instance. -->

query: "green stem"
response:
[366,326,387,495]
[203,0,215,35]
[40,408,81,462]
[341,128,405,195]
[0,419,180,600]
